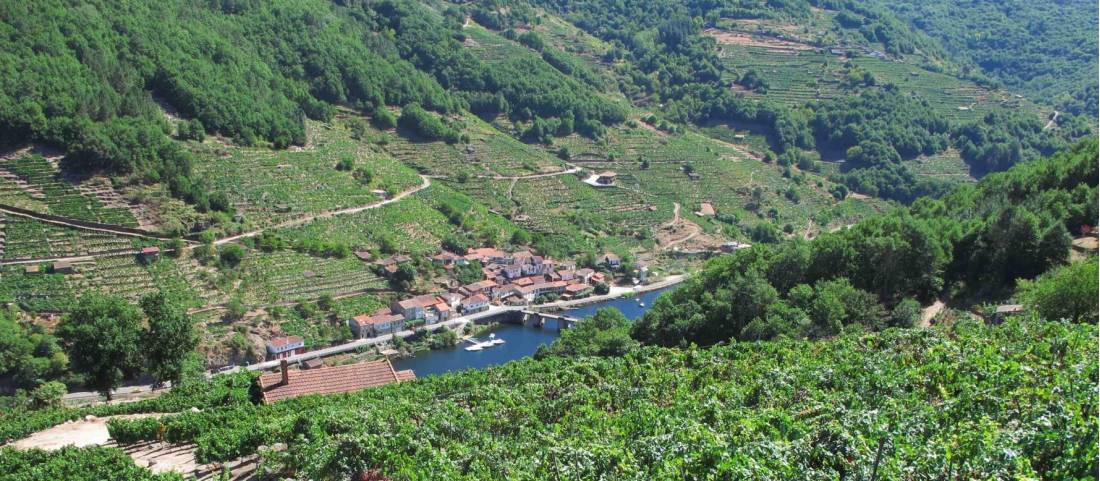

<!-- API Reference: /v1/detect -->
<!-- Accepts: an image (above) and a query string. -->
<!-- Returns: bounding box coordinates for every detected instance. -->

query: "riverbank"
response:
[534,274,686,312]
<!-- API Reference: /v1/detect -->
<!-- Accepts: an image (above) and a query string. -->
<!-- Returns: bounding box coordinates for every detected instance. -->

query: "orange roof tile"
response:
[258,359,406,404]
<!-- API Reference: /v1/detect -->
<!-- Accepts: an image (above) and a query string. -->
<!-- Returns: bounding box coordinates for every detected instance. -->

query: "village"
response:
[260,245,638,362]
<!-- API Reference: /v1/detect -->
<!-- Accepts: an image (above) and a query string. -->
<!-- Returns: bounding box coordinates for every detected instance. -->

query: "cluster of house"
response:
[345,247,620,339]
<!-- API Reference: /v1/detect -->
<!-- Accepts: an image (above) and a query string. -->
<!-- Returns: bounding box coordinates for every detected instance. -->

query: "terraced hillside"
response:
[0,150,140,227]
[188,117,424,230]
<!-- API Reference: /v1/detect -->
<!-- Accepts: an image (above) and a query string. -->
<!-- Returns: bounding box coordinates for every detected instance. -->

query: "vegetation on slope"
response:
[636,139,1097,346]
[71,319,1098,480]
[868,0,1099,117]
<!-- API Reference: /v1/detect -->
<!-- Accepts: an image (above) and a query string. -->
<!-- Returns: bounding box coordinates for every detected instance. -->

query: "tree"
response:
[535,308,637,358]
[593,282,610,295]
[141,291,198,385]
[56,294,144,399]
[219,244,245,268]
[31,381,67,409]
[1017,258,1098,323]
[889,298,922,328]
[317,294,336,312]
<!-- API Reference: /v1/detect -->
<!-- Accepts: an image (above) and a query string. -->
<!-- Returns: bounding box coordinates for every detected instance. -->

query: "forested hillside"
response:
[868,0,1099,117]
[636,139,1097,346]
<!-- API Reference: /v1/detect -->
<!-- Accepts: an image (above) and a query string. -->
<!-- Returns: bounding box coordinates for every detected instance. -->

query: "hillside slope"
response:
[8,319,1090,480]
[868,0,1099,117]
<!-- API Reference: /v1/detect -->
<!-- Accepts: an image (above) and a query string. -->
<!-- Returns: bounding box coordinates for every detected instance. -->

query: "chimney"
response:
[280,359,289,385]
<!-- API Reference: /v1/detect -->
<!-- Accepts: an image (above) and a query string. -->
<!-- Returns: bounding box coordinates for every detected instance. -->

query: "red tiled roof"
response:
[258,359,406,404]
[565,283,591,293]
[268,335,304,349]
[141,246,160,254]
[395,369,416,381]
[463,293,490,305]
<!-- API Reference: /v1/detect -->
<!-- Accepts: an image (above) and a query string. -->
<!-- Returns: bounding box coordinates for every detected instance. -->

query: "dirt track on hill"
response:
[214,174,431,245]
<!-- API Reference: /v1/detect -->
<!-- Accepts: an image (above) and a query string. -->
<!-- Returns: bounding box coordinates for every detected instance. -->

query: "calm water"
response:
[392,286,673,377]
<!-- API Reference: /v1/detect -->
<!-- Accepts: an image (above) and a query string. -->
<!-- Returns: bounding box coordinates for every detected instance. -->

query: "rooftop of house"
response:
[565,283,592,292]
[464,279,498,290]
[463,293,490,304]
[351,312,405,327]
[141,246,160,254]
[258,359,409,404]
[267,335,304,349]
[601,252,621,262]
[439,292,464,303]
[466,247,508,259]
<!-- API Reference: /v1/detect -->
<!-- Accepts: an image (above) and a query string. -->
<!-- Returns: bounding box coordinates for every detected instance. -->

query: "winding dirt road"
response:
[214,175,432,245]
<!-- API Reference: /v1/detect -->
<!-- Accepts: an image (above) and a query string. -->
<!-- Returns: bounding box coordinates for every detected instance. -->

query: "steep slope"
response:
[867,0,1099,117]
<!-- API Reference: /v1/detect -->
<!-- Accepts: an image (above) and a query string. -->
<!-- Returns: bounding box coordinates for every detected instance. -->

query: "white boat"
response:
[465,343,483,352]
[639,301,645,307]
[489,333,505,345]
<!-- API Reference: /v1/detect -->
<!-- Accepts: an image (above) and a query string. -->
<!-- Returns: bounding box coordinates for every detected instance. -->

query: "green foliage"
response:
[593,282,610,295]
[89,320,1098,480]
[536,308,638,358]
[0,309,68,389]
[30,381,67,410]
[453,261,485,286]
[1017,257,1099,324]
[871,0,1099,116]
[0,446,185,481]
[398,103,461,143]
[140,291,198,385]
[637,140,1097,346]
[218,244,246,268]
[56,294,145,399]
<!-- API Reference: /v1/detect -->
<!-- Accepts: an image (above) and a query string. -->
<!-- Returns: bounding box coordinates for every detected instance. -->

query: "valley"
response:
[0,0,1095,479]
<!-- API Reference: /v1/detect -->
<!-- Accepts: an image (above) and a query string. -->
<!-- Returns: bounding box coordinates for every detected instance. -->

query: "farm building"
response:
[51,261,75,274]
[139,246,160,262]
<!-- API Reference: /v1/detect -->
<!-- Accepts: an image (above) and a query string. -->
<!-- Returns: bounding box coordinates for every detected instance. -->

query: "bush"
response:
[218,244,245,268]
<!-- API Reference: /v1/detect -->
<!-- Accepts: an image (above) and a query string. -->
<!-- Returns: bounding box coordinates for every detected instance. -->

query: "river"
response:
[391,286,674,377]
